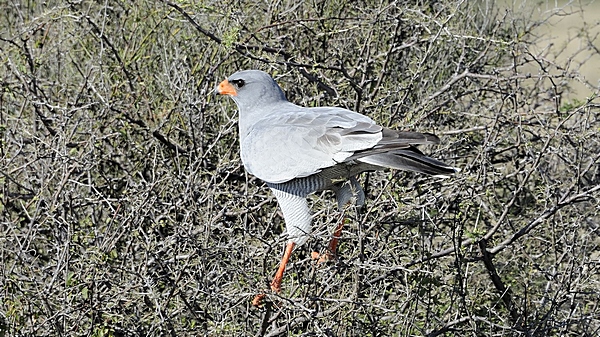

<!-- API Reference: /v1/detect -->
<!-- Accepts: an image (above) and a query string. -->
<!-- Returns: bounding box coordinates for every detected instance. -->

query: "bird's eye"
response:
[231,79,245,88]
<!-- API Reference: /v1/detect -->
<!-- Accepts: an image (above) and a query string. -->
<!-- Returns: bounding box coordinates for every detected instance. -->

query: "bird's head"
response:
[216,70,288,110]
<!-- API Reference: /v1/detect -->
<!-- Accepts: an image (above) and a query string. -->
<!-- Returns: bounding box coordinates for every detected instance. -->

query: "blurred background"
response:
[505,0,600,100]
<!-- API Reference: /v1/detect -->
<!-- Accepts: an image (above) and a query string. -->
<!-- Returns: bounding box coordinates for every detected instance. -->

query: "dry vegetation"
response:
[1,0,599,336]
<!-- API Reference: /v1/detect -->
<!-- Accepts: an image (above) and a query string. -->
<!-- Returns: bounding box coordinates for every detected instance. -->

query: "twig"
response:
[479,239,521,326]
[490,184,600,254]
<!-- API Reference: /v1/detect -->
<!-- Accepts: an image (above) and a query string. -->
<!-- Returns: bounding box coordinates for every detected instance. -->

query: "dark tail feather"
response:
[378,129,441,146]
[357,149,458,177]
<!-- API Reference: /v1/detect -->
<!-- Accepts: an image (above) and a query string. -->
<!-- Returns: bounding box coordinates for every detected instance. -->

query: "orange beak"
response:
[216,78,237,96]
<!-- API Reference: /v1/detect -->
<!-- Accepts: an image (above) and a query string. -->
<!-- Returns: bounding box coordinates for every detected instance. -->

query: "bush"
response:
[1,0,598,335]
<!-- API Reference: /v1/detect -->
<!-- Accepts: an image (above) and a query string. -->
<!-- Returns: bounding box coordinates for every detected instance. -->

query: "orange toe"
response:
[252,293,266,307]
[311,251,336,264]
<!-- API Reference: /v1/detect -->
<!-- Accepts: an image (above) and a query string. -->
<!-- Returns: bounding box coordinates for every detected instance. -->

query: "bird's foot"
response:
[252,293,266,307]
[252,276,283,307]
[311,250,336,264]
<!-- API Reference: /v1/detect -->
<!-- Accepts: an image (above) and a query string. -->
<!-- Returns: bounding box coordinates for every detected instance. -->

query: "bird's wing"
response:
[241,106,383,183]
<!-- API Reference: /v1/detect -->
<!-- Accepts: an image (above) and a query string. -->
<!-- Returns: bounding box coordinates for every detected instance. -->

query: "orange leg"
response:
[253,242,295,306]
[311,216,345,263]
[328,217,345,253]
[270,242,295,292]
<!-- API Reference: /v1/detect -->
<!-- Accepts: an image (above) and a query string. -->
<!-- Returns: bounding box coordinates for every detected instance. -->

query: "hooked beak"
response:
[216,78,237,96]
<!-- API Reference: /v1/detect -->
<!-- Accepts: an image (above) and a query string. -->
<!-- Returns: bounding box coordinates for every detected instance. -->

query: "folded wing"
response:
[241,106,382,183]
[241,106,457,183]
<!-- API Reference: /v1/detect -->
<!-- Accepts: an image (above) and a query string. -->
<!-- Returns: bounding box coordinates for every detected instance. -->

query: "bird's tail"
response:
[357,149,459,178]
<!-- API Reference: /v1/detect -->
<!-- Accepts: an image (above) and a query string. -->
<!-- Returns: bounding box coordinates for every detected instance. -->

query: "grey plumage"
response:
[216,69,457,298]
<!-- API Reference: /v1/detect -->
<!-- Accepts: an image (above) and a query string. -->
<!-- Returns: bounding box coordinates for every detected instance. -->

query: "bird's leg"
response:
[311,215,346,263]
[252,242,295,307]
[328,216,345,254]
[312,176,363,263]
[270,242,295,292]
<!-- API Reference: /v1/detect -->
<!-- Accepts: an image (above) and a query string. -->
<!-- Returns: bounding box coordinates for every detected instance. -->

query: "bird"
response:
[215,70,457,305]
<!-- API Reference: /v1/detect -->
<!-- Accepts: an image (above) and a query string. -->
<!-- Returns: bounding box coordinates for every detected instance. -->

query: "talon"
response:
[311,251,336,264]
[252,293,266,307]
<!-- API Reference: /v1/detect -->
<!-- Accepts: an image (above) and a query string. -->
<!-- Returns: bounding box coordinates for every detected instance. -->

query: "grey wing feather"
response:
[242,107,382,183]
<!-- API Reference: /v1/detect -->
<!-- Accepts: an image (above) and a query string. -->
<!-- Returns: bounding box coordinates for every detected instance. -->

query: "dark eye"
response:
[231,79,245,88]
